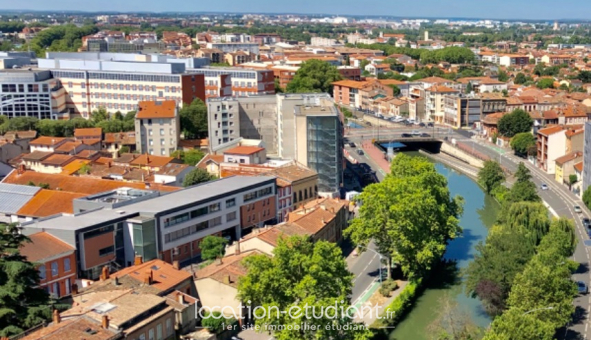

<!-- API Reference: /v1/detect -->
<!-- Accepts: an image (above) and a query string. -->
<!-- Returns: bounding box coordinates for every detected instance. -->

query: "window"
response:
[160,139,165,146]
[139,335,145,340]
[39,265,46,280]
[64,258,71,272]
[166,318,173,336]
[51,262,58,276]
[68,82,73,88]
[227,211,237,221]
[157,324,163,340]
[226,198,235,208]
[210,216,222,227]
[149,328,155,340]
[209,202,221,212]
[99,246,114,257]
[160,128,164,135]
[149,129,153,136]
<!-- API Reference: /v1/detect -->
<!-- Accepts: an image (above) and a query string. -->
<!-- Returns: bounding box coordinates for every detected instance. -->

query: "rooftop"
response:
[19,315,120,340]
[129,154,174,168]
[74,128,103,138]
[30,136,65,146]
[0,183,40,214]
[20,231,75,263]
[537,125,565,136]
[224,146,264,156]
[136,100,177,119]
[17,190,85,217]
[195,250,260,288]
[155,163,191,177]
[555,151,583,165]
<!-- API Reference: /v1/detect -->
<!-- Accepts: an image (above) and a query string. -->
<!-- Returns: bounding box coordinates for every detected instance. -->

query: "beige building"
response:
[135,101,180,156]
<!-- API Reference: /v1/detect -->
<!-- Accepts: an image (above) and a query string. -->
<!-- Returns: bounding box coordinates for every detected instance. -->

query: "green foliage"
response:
[514,163,532,183]
[568,174,578,187]
[502,202,550,245]
[354,43,425,60]
[497,70,509,82]
[119,145,130,154]
[182,168,216,187]
[379,279,398,297]
[0,22,26,33]
[388,84,401,96]
[465,82,473,94]
[478,160,505,194]
[238,236,372,340]
[28,24,98,57]
[171,149,205,166]
[201,311,236,334]
[0,223,54,336]
[200,235,228,261]
[510,133,536,156]
[514,73,527,84]
[497,109,533,137]
[78,163,91,175]
[372,279,422,328]
[482,308,555,340]
[577,70,591,83]
[419,46,476,64]
[536,78,555,89]
[179,98,208,139]
[347,154,463,279]
[286,59,344,95]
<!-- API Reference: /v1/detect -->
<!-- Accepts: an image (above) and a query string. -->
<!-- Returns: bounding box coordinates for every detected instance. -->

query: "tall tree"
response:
[0,223,53,337]
[179,98,208,139]
[238,236,372,340]
[483,308,555,340]
[182,168,216,187]
[502,202,550,245]
[514,162,532,183]
[514,72,527,84]
[498,109,533,138]
[200,235,228,261]
[478,160,505,194]
[286,59,344,95]
[510,133,536,156]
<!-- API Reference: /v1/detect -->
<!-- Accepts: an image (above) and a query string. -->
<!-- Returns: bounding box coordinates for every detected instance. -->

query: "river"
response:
[388,158,500,340]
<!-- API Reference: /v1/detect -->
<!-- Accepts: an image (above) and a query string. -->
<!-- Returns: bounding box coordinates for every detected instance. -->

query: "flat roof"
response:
[22,176,276,234]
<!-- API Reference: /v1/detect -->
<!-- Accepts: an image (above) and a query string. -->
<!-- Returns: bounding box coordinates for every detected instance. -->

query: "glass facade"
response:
[306,116,343,193]
[132,219,157,262]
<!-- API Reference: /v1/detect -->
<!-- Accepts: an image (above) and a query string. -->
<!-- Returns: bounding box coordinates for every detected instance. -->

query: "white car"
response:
[540,184,549,190]
[575,206,583,214]
[411,130,421,136]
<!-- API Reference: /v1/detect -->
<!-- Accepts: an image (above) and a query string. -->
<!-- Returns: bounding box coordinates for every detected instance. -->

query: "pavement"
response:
[461,138,591,340]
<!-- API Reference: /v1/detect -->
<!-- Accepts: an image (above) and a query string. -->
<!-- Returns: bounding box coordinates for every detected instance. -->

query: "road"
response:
[461,138,591,340]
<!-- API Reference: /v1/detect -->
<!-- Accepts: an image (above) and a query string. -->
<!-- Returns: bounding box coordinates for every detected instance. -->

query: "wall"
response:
[225,238,275,256]
[38,252,77,298]
[546,132,566,174]
[239,196,277,229]
[125,308,176,340]
[181,74,206,105]
[440,142,485,168]
[194,278,241,317]
[82,231,116,271]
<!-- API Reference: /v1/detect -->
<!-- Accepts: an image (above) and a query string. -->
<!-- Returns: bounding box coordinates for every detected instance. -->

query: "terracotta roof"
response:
[420,76,453,84]
[75,149,99,160]
[82,138,101,146]
[331,80,368,89]
[129,154,174,168]
[266,164,318,183]
[18,190,85,217]
[103,132,135,145]
[40,154,75,167]
[22,151,52,162]
[155,163,191,176]
[136,100,177,119]
[2,171,179,194]
[543,109,559,119]
[20,231,75,263]
[224,146,264,156]
[377,79,407,86]
[575,161,584,172]
[197,154,224,169]
[19,315,119,340]
[30,136,65,146]
[179,138,208,148]
[113,153,137,164]
[54,141,83,153]
[60,159,88,175]
[566,128,584,138]
[537,125,565,136]
[74,128,102,138]
[555,151,583,165]
[428,85,459,93]
[195,250,261,288]
[109,259,192,294]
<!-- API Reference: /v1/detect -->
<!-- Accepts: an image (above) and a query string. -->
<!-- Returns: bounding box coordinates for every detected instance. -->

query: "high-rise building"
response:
[207,93,343,196]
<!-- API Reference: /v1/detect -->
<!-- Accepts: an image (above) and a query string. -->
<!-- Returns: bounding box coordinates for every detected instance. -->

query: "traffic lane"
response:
[346,145,386,182]
[349,249,382,302]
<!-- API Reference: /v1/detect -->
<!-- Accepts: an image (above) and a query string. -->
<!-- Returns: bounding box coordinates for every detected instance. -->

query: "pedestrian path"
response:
[361,140,391,174]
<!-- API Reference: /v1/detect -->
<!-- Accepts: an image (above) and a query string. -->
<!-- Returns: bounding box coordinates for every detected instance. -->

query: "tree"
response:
[171,149,205,166]
[238,236,372,340]
[483,308,555,340]
[182,168,216,187]
[514,72,527,84]
[478,160,505,194]
[90,107,109,124]
[584,186,591,211]
[77,163,91,175]
[497,109,533,138]
[286,59,344,95]
[514,162,532,183]
[201,311,235,334]
[510,132,536,156]
[427,293,484,340]
[502,202,550,245]
[497,70,509,82]
[388,84,401,96]
[119,145,130,154]
[536,78,555,89]
[0,223,54,336]
[465,82,473,94]
[577,70,591,83]
[346,154,463,279]
[179,98,208,139]
[568,174,578,190]
[200,235,228,261]
[559,83,569,91]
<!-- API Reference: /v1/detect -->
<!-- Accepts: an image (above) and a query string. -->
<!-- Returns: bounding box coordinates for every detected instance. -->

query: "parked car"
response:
[575,205,583,214]
[427,122,434,127]
[420,133,431,137]
[582,217,591,229]
[577,281,589,294]
[540,184,549,190]
[419,122,426,127]
[357,149,364,155]
[349,142,356,148]
[401,133,412,137]
[411,130,421,136]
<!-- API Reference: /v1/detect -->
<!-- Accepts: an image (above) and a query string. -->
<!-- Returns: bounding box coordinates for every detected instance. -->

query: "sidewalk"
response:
[361,140,390,175]
[354,280,409,325]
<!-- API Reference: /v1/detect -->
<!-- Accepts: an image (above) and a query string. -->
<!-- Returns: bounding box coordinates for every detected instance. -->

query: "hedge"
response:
[370,279,422,329]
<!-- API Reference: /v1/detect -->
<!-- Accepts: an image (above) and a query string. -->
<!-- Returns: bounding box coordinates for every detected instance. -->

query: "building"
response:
[187,67,274,97]
[0,70,66,119]
[20,231,77,298]
[207,94,343,197]
[272,65,300,89]
[20,311,123,340]
[583,121,591,191]
[555,151,583,186]
[205,42,259,55]
[443,94,481,128]
[223,146,267,164]
[541,54,572,65]
[498,54,529,67]
[337,66,362,81]
[38,52,206,117]
[426,85,460,123]
[154,163,193,187]
[134,101,180,156]
[537,125,566,174]
[310,37,339,46]
[21,176,277,280]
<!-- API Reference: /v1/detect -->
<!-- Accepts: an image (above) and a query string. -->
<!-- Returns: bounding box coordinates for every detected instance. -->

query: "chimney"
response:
[223,275,231,285]
[52,309,61,324]
[321,217,326,224]
[235,240,241,255]
[101,315,109,329]
[107,161,111,168]
[100,266,110,281]
[172,260,180,270]
[72,283,79,295]
[330,207,335,213]
[113,277,120,286]
[134,255,143,265]
[177,293,184,305]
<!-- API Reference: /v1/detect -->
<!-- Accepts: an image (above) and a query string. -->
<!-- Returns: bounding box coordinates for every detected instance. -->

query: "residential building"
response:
[0,70,67,119]
[310,37,339,46]
[541,54,572,65]
[0,183,41,223]
[21,176,277,279]
[537,125,567,174]
[498,54,529,67]
[187,67,274,97]
[566,127,585,154]
[20,311,122,340]
[38,52,206,117]
[574,161,584,197]
[555,151,583,186]
[223,146,267,164]
[272,65,300,89]
[0,140,22,164]
[205,42,259,55]
[426,85,460,123]
[583,121,591,191]
[337,66,362,81]
[20,232,76,298]
[134,101,180,156]
[154,163,193,186]
[443,94,482,128]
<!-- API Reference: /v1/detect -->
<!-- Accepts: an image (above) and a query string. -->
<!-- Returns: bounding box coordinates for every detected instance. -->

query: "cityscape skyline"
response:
[4,0,591,21]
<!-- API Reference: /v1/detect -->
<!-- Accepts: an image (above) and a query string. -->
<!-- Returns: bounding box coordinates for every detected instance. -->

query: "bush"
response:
[372,279,422,329]
[379,279,399,297]
[201,311,236,334]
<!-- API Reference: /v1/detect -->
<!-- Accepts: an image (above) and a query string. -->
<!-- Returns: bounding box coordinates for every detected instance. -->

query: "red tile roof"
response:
[537,125,565,136]
[224,146,264,156]
[111,259,192,293]
[136,101,177,119]
[74,128,102,138]
[129,154,174,168]
[30,136,65,146]
[17,190,85,217]
[20,231,75,263]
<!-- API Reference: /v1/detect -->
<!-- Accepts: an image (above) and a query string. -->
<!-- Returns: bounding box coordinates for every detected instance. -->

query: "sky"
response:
[2,0,591,20]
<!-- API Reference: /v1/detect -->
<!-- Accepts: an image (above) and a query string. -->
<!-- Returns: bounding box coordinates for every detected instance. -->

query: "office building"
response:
[38,52,206,118]
[207,93,343,196]
[135,101,180,156]
[0,70,66,119]
[21,176,277,280]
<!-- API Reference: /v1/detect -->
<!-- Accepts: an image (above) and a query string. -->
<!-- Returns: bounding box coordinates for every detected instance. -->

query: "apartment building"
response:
[273,65,300,89]
[134,101,180,156]
[208,94,343,196]
[187,67,274,97]
[443,94,483,128]
[0,70,66,119]
[38,52,206,117]
[310,37,339,46]
[537,125,567,174]
[426,85,460,123]
[499,54,529,67]
[21,176,277,280]
[205,42,260,55]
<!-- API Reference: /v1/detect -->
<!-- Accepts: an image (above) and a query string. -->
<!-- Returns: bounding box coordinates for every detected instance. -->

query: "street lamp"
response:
[356,244,386,283]
[522,306,554,315]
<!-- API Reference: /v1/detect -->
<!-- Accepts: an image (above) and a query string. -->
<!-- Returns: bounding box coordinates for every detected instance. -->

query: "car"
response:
[420,133,431,137]
[419,122,426,127]
[401,133,412,137]
[427,122,434,127]
[349,142,356,148]
[540,184,549,190]
[583,217,591,228]
[356,149,364,155]
[411,130,421,136]
[577,281,589,294]
[575,205,583,214]
[414,121,422,126]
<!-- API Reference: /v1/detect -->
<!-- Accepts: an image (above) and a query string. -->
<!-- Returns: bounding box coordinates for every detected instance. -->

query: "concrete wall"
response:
[440,142,485,168]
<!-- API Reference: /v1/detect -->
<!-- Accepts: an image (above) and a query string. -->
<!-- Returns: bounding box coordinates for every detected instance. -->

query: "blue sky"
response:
[3,0,591,20]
